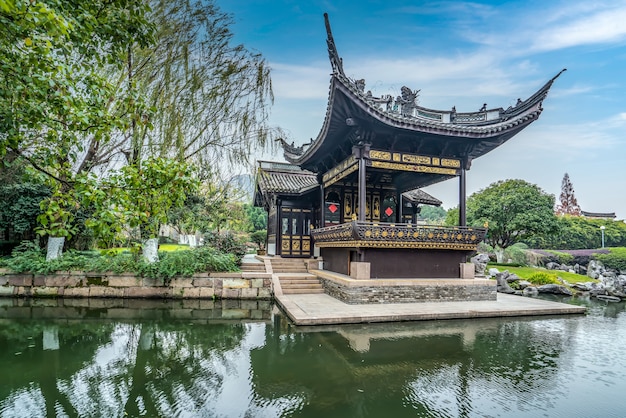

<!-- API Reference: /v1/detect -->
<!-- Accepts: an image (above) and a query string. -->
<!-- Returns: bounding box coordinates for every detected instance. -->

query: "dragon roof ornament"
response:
[324,13,345,77]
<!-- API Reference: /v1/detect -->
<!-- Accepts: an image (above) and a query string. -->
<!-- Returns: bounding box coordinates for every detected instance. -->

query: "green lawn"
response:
[488,264,596,283]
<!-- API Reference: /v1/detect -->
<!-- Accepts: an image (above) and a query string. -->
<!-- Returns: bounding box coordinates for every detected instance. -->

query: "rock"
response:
[588,260,606,279]
[597,294,621,302]
[495,271,516,294]
[488,268,500,277]
[518,280,532,289]
[471,253,490,276]
[546,262,559,270]
[537,284,573,296]
[523,286,539,297]
[572,282,593,291]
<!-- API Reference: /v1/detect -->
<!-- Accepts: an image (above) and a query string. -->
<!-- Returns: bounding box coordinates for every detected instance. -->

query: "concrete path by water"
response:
[275,292,586,325]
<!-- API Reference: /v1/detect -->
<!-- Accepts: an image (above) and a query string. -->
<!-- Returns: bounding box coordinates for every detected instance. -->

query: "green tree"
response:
[467,179,557,262]
[84,157,199,261]
[419,205,447,223]
[244,204,268,232]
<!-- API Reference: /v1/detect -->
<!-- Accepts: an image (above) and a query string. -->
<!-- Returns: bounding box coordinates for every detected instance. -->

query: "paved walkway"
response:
[275,292,586,325]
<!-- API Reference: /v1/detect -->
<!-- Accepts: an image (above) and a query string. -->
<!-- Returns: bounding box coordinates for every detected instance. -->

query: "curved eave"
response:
[286,70,564,168]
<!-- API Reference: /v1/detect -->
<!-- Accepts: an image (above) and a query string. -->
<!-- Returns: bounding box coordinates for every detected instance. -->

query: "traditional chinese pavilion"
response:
[254,14,563,279]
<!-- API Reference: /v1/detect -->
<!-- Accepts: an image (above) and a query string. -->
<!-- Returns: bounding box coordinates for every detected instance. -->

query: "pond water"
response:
[1,296,626,417]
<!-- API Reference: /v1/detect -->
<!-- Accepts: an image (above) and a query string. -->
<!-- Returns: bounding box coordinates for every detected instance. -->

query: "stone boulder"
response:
[495,271,517,294]
[471,253,490,276]
[597,294,621,302]
[522,286,539,297]
[537,284,573,296]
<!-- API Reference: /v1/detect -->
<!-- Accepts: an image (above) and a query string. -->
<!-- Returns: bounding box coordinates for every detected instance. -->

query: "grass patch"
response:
[488,264,595,283]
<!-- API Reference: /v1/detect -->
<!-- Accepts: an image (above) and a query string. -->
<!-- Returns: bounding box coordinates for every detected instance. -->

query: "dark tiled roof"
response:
[256,161,318,195]
[581,211,616,219]
[403,189,442,206]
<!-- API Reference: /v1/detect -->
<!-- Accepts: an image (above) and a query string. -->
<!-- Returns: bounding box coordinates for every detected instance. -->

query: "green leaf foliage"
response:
[0,242,239,279]
[594,248,626,272]
[467,179,557,250]
[525,215,626,250]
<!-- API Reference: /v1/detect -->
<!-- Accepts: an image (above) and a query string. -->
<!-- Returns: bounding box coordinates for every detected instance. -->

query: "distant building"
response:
[581,211,616,220]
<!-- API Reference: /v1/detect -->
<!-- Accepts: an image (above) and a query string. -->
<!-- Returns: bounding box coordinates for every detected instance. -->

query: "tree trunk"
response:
[46,237,65,261]
[142,238,159,263]
[494,246,504,264]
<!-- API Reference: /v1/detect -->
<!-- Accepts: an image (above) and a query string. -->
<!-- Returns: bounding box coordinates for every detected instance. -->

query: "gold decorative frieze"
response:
[402,154,431,165]
[370,150,391,160]
[323,156,358,187]
[368,149,461,175]
[441,158,461,168]
[311,221,487,251]
[371,161,458,175]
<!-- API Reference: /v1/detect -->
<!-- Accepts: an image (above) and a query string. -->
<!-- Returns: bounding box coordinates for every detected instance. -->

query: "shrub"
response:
[594,248,626,272]
[544,250,574,265]
[503,243,530,266]
[527,271,560,285]
[203,231,246,263]
[0,241,239,281]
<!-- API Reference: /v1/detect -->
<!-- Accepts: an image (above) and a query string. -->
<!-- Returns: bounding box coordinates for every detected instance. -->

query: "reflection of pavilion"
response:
[250,314,571,417]
[255,14,564,281]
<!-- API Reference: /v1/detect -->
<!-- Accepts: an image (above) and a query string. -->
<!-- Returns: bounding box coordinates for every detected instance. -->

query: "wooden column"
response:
[319,184,325,228]
[397,191,403,223]
[459,167,467,227]
[354,143,370,222]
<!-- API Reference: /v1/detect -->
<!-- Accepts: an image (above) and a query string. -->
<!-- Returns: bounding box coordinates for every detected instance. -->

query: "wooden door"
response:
[279,207,312,257]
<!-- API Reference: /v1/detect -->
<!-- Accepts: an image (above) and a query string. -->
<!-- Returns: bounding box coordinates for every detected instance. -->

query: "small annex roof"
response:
[280,13,565,179]
[254,161,318,207]
[403,189,442,207]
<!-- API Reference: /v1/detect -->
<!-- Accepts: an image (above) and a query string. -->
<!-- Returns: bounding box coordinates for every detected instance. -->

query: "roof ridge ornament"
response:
[324,13,345,76]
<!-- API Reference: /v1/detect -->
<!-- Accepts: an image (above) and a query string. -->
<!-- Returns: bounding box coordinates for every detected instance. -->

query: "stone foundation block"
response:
[63,287,91,298]
[0,285,15,296]
[221,288,240,299]
[222,309,248,319]
[350,262,371,279]
[223,278,250,289]
[170,278,194,288]
[107,276,140,287]
[141,277,165,287]
[192,277,214,287]
[251,278,264,288]
[460,263,475,279]
[241,288,259,299]
[8,275,33,286]
[32,286,59,297]
[199,287,215,299]
[90,286,124,298]
[257,288,272,299]
[182,288,201,298]
[45,274,83,287]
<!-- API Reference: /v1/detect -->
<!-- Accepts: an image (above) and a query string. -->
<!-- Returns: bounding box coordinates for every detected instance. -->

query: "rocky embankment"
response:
[471,253,626,302]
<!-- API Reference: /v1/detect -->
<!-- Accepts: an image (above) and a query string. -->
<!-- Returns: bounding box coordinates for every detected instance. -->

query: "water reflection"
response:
[1,297,626,417]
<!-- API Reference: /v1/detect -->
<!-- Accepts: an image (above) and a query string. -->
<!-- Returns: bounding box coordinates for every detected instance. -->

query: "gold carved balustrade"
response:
[311,221,487,251]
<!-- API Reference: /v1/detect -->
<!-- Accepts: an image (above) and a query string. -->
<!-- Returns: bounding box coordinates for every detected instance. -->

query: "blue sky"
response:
[222,0,626,220]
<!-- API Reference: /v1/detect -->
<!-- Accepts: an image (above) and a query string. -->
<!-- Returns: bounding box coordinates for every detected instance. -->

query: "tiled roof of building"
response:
[256,161,318,195]
[581,211,616,219]
[403,189,442,206]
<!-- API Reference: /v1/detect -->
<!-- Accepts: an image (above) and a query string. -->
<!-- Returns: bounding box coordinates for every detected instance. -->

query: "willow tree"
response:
[86,0,275,172]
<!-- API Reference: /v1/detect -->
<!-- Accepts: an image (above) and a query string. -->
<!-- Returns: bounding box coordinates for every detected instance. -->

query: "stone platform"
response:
[275,292,586,326]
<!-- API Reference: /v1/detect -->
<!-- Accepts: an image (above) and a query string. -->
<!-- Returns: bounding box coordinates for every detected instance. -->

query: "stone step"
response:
[280,283,324,290]
[241,264,265,272]
[279,279,321,285]
[282,288,325,294]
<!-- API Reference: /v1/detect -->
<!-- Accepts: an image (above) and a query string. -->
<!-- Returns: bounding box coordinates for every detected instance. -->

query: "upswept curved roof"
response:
[282,14,565,173]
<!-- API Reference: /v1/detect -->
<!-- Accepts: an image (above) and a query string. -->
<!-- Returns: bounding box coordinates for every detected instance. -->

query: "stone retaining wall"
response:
[0,270,273,300]
[314,270,496,304]
[0,297,272,321]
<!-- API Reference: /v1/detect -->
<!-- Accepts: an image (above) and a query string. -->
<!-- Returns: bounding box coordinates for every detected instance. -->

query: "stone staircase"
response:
[240,261,266,273]
[270,258,324,295]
